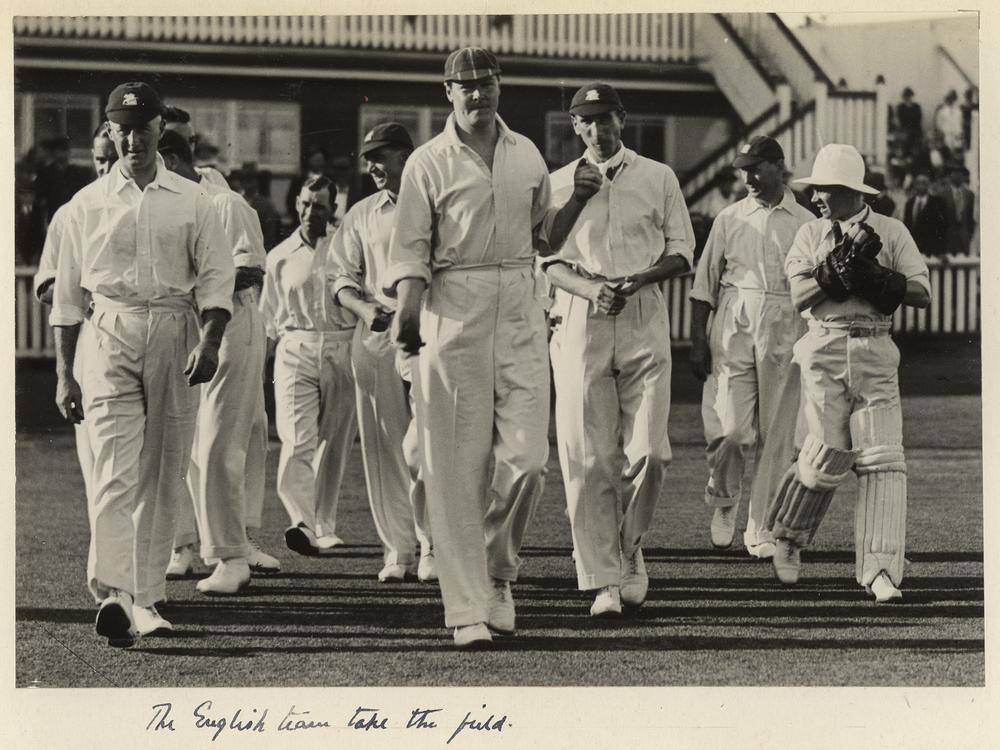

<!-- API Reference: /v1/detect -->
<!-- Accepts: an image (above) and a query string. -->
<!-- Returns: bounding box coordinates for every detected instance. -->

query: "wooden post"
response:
[814,78,828,148]
[874,74,888,168]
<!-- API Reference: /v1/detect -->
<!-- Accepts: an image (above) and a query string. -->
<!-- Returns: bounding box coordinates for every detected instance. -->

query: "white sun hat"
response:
[793,143,879,195]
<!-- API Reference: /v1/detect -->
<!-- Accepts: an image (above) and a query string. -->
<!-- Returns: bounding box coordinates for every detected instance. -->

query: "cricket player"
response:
[765,144,930,602]
[51,82,234,647]
[260,176,358,557]
[34,123,119,503]
[543,83,694,617]
[161,104,229,189]
[157,130,280,594]
[385,47,568,648]
[689,136,815,559]
[330,122,435,583]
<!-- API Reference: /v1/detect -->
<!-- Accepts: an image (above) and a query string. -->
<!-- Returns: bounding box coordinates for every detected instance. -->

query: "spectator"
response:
[285,144,329,218]
[329,153,365,228]
[32,135,91,225]
[933,90,964,155]
[903,172,949,258]
[238,161,282,250]
[961,87,978,152]
[15,165,45,266]
[940,164,976,256]
[865,171,896,217]
[895,87,923,160]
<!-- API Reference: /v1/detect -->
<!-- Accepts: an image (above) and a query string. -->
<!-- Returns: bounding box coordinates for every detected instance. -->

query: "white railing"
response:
[721,13,829,104]
[13,14,696,62]
[15,259,979,357]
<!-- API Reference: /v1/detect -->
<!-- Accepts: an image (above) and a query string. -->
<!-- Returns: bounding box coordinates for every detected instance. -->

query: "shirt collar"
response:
[111,154,182,194]
[822,205,871,241]
[743,188,799,216]
[442,112,516,149]
[374,190,395,210]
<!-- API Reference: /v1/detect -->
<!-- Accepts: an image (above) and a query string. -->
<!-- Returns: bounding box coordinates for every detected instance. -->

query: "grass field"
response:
[14,384,983,688]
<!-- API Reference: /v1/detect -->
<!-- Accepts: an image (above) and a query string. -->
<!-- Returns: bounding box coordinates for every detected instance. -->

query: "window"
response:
[170,98,300,175]
[16,93,101,165]
[545,111,733,173]
[358,105,452,157]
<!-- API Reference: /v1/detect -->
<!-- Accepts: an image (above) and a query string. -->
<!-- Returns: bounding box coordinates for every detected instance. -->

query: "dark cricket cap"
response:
[444,47,501,82]
[105,82,163,125]
[569,83,624,116]
[359,122,414,158]
[732,135,785,169]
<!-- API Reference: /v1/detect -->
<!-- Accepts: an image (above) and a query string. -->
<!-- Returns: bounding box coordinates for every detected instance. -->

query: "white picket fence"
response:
[14,258,980,358]
[13,14,696,63]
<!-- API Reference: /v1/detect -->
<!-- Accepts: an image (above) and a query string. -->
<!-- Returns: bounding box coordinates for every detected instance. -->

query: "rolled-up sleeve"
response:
[329,205,366,303]
[662,169,696,269]
[34,205,66,300]
[219,195,266,270]
[192,195,235,315]
[383,159,434,296]
[891,225,931,295]
[785,224,822,308]
[49,203,86,326]
[689,213,726,308]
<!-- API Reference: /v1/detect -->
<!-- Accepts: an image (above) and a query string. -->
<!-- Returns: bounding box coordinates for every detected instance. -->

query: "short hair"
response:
[161,105,191,124]
[302,174,336,206]
[157,129,194,165]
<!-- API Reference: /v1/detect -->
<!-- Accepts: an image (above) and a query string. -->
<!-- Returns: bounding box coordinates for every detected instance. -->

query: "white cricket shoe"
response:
[417,548,437,583]
[315,533,345,555]
[772,538,801,585]
[590,585,623,618]
[132,604,173,637]
[377,563,412,582]
[246,531,280,574]
[453,623,493,649]
[487,578,516,635]
[197,558,251,596]
[867,571,903,603]
[710,505,737,548]
[165,544,196,579]
[95,590,139,648]
[620,548,649,607]
[747,541,777,560]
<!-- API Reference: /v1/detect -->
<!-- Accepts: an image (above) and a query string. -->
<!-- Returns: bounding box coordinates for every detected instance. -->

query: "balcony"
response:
[13,14,696,64]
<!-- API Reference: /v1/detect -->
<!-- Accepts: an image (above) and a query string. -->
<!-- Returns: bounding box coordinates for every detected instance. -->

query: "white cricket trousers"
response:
[701,288,805,545]
[351,322,430,566]
[273,328,357,536]
[81,294,200,607]
[412,262,549,628]
[795,323,907,586]
[73,319,95,503]
[550,283,673,590]
[176,288,268,560]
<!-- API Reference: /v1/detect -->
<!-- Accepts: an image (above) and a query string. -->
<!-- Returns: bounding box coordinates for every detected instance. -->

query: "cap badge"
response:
[585,89,600,101]
[364,132,374,142]
[740,144,751,154]
[123,93,139,107]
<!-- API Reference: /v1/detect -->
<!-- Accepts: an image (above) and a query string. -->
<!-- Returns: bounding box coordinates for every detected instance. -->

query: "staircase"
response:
[684,13,888,212]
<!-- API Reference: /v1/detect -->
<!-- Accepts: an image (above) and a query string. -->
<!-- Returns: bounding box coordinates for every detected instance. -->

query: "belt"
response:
[91,293,195,314]
[813,320,893,338]
[280,327,354,342]
[438,258,535,273]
